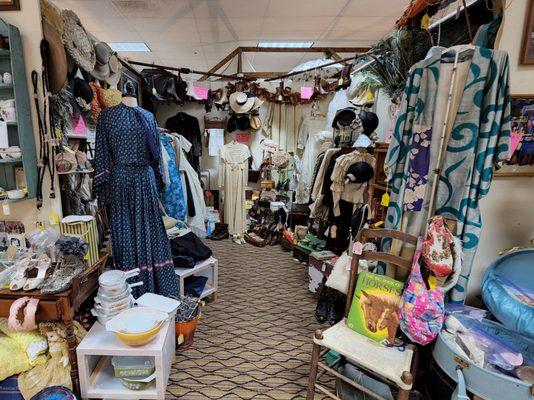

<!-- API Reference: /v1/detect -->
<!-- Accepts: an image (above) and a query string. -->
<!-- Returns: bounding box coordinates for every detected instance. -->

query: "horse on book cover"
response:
[360,290,400,344]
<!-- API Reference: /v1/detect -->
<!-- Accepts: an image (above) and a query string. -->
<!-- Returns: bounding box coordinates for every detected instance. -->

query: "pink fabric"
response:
[398,243,445,345]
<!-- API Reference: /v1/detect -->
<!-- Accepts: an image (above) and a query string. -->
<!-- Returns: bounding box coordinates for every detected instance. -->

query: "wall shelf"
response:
[0,19,38,198]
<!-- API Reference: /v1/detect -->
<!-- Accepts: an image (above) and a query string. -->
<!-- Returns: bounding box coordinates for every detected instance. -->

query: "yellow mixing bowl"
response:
[114,320,164,346]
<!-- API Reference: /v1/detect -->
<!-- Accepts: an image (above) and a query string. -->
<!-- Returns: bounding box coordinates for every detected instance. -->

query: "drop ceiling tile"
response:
[130,17,198,32]
[199,29,262,44]
[257,30,322,41]
[324,30,389,42]
[266,0,348,17]
[111,0,192,18]
[218,0,269,18]
[332,16,394,32]
[94,30,146,43]
[79,18,136,34]
[51,0,123,18]
[147,43,202,53]
[118,51,160,63]
[343,0,409,17]
[193,17,264,34]
[314,39,375,48]
[262,16,335,32]
[142,30,202,45]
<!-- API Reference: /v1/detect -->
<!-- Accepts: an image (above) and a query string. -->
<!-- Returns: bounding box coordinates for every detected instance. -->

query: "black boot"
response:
[210,223,229,240]
[315,282,328,324]
[327,290,345,325]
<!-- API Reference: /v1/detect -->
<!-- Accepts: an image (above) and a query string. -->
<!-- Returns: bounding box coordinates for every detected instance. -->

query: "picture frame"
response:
[521,0,534,64]
[0,0,20,11]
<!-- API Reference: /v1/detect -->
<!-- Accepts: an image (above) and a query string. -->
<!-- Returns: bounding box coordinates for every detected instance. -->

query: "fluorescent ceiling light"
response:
[108,42,151,52]
[258,42,314,48]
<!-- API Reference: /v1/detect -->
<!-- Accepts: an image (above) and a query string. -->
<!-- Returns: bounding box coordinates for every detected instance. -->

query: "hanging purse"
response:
[398,240,445,345]
[421,216,455,277]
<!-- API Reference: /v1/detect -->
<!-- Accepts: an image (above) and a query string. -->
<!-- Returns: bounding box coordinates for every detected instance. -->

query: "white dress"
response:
[218,142,250,236]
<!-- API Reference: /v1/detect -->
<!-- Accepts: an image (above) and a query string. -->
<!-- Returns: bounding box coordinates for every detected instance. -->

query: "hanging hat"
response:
[250,115,261,131]
[40,0,63,36]
[42,21,67,94]
[345,161,374,183]
[91,42,122,86]
[229,91,255,113]
[332,107,357,129]
[251,96,264,110]
[61,9,96,72]
[72,77,93,112]
[350,86,375,107]
[359,110,379,135]
[213,88,227,105]
[227,115,250,133]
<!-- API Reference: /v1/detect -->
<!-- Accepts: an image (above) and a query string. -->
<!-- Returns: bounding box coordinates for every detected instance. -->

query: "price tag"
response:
[49,212,59,226]
[338,77,344,86]
[177,333,184,345]
[2,202,10,216]
[330,225,337,239]
[381,192,390,207]
[374,221,384,228]
[321,262,326,272]
[352,241,363,255]
[300,86,313,99]
[421,13,430,30]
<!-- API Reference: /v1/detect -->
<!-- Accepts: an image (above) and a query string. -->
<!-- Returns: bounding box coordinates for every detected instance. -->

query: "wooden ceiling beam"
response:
[198,47,240,81]
[238,46,370,53]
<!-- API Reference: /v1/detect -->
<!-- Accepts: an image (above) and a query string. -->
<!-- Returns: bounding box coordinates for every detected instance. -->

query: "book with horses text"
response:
[346,271,404,345]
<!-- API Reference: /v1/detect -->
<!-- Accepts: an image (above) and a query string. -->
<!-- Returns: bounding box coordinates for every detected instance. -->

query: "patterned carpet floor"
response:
[166,240,334,399]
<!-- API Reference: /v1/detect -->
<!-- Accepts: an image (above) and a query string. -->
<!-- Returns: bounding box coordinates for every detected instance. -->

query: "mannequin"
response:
[122,81,138,107]
[218,133,251,244]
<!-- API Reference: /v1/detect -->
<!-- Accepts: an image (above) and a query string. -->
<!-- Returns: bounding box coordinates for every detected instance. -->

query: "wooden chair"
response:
[306,228,419,400]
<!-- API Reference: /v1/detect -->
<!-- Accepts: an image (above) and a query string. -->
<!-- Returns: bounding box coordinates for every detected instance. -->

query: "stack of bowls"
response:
[91,269,141,324]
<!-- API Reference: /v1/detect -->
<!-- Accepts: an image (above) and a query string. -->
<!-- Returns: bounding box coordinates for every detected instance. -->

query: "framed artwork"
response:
[0,0,20,11]
[521,0,534,64]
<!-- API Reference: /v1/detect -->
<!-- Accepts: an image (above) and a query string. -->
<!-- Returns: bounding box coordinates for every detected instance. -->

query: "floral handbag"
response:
[398,240,445,345]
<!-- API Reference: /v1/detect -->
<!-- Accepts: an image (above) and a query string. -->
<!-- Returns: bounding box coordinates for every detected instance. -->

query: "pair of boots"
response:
[209,223,229,240]
[315,283,345,325]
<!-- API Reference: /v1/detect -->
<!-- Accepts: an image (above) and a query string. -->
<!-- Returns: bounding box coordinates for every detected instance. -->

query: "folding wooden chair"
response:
[306,228,419,400]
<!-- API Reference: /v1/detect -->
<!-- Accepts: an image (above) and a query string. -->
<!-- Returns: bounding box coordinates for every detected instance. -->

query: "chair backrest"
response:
[344,228,419,317]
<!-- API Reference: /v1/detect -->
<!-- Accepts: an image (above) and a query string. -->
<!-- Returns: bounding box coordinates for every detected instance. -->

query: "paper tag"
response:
[381,192,390,207]
[352,241,363,255]
[300,86,313,99]
[428,275,437,290]
[177,333,184,345]
[330,225,337,238]
[366,90,373,101]
[193,86,209,100]
[2,202,10,216]
[374,221,384,228]
[49,212,60,226]
[338,77,344,86]
[421,13,430,29]
[321,262,326,272]
[509,131,523,159]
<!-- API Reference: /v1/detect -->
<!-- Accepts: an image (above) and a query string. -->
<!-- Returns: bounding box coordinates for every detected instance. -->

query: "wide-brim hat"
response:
[42,21,67,94]
[252,96,264,110]
[61,9,96,72]
[332,107,357,129]
[229,91,255,114]
[40,0,63,36]
[72,77,93,112]
[91,42,122,86]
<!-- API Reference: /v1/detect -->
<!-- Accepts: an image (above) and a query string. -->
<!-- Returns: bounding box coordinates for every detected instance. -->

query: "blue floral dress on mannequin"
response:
[94,103,179,297]
[160,134,186,221]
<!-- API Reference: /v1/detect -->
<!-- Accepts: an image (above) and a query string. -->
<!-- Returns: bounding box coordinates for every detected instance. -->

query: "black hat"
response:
[359,110,379,135]
[72,77,93,111]
[227,115,250,133]
[332,107,357,129]
[345,161,374,183]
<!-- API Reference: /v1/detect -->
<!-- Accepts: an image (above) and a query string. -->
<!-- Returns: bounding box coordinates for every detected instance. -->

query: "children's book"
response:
[346,271,404,345]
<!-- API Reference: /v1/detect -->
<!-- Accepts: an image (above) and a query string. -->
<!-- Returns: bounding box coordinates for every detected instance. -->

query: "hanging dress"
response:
[219,142,250,236]
[160,134,186,221]
[94,103,179,297]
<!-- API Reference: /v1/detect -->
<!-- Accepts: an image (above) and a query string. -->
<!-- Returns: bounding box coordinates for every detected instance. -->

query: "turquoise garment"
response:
[384,46,510,303]
[160,134,186,221]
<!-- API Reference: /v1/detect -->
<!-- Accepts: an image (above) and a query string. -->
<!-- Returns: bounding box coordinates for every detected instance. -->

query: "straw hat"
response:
[251,96,264,110]
[91,42,122,86]
[229,91,255,114]
[249,115,261,131]
[42,21,67,94]
[40,0,63,35]
[61,9,95,72]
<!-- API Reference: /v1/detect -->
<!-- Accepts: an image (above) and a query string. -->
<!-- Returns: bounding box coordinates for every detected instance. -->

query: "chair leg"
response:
[397,388,410,400]
[306,331,323,400]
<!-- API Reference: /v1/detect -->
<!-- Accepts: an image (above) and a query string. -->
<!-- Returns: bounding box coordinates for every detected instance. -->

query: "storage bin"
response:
[111,356,155,378]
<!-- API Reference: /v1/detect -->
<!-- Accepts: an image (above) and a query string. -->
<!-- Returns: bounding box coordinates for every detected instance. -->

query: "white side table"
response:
[174,256,218,299]
[76,320,175,399]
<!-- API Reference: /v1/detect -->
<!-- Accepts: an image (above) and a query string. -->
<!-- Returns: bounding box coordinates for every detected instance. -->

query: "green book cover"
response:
[346,271,404,345]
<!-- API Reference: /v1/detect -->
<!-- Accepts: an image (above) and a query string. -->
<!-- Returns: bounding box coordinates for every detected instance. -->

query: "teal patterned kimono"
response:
[384,46,510,303]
